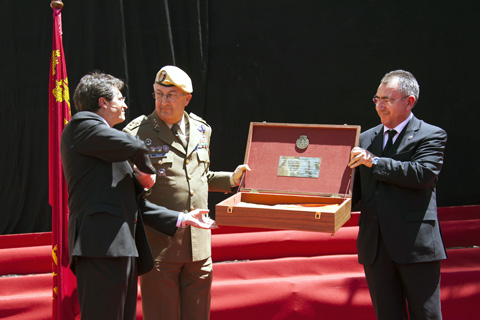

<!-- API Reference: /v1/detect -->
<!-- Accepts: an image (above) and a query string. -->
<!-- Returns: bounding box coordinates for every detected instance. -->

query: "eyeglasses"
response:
[110,96,126,102]
[373,96,407,106]
[152,92,187,102]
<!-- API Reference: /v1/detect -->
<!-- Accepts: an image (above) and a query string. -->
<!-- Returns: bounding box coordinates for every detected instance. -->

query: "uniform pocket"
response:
[196,148,210,164]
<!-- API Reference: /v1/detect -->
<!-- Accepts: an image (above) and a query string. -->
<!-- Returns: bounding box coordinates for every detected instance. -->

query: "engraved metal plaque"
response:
[277,156,320,178]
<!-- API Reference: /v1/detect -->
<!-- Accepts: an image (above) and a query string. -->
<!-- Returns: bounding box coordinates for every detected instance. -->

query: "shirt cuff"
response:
[176,212,187,228]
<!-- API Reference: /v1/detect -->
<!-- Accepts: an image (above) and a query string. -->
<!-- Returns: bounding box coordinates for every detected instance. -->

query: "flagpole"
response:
[51,0,64,9]
[49,1,77,319]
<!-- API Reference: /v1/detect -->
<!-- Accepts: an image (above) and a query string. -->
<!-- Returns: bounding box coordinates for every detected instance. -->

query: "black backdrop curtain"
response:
[1,0,479,234]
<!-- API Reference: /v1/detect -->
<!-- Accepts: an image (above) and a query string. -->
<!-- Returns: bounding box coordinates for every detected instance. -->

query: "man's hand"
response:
[134,165,156,189]
[184,209,217,229]
[349,147,376,168]
[231,164,252,186]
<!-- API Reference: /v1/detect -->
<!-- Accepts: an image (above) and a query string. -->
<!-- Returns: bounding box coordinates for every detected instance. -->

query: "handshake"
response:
[135,165,217,230]
[180,209,217,229]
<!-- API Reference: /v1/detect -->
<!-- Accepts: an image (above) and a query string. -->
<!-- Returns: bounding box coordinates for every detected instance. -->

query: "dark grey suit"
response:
[352,115,447,319]
[61,111,180,320]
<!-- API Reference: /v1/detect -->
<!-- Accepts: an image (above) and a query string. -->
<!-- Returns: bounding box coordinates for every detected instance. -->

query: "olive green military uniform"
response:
[124,110,233,320]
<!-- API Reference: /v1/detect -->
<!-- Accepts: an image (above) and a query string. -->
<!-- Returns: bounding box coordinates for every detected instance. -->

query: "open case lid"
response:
[242,122,360,197]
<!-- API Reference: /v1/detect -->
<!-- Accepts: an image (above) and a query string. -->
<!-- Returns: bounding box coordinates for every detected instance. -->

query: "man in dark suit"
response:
[61,71,217,320]
[348,70,447,320]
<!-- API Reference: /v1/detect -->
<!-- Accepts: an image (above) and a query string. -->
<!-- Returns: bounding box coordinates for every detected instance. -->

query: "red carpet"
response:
[1,206,479,319]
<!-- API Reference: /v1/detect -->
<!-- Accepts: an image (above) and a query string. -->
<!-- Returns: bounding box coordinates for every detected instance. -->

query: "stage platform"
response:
[1,206,479,319]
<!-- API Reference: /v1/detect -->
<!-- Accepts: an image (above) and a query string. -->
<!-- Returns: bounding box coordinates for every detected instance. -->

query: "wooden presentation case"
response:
[216,122,361,233]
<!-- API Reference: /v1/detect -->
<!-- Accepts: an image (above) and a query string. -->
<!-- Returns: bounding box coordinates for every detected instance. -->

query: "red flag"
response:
[49,2,78,319]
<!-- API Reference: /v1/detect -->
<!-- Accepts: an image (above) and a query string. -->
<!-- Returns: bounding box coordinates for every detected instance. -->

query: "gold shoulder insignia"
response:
[123,115,148,134]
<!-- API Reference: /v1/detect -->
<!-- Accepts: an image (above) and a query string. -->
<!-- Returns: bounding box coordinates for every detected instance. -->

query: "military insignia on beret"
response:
[156,70,167,83]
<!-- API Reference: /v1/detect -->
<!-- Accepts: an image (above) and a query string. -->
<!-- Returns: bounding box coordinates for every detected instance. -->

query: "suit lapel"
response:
[391,116,421,155]
[367,125,384,157]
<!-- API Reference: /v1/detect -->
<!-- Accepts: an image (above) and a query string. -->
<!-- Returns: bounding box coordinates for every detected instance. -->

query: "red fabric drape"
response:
[49,5,77,320]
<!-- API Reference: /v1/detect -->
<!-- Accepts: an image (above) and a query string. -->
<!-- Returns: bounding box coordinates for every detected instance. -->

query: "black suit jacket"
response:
[352,115,448,266]
[61,111,179,274]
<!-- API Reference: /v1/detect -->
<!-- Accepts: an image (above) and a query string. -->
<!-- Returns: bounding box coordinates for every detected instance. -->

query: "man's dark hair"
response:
[73,71,125,112]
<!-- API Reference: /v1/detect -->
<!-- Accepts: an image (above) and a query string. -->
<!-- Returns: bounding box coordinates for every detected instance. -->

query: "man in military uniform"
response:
[124,65,250,320]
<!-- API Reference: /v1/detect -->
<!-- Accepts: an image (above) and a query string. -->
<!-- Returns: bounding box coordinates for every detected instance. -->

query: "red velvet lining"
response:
[244,124,358,195]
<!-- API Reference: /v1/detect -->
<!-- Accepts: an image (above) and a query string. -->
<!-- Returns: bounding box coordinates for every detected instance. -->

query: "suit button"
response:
[158,160,162,164]
[188,175,192,180]
[186,159,190,164]
[190,190,194,196]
